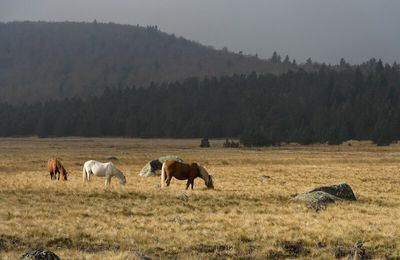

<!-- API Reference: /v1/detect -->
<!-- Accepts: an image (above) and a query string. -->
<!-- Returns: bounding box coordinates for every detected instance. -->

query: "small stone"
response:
[348,241,370,260]
[20,249,60,260]
[176,193,189,202]
[259,175,271,180]
[132,251,152,260]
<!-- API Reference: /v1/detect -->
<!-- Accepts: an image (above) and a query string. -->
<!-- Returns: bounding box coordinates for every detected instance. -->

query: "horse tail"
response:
[160,162,166,188]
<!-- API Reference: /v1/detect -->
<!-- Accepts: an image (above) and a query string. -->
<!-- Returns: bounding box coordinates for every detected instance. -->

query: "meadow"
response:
[0,138,399,259]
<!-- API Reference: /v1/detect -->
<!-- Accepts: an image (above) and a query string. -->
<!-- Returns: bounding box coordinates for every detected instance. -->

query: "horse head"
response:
[198,165,214,189]
[205,175,214,189]
[59,165,68,181]
[119,172,127,185]
[62,171,68,181]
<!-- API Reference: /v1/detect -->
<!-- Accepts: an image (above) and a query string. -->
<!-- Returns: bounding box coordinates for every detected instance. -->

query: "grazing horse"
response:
[83,160,126,187]
[47,158,68,181]
[160,160,214,189]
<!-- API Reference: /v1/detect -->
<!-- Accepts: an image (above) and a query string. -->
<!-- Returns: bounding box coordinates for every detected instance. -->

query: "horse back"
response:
[47,158,57,172]
[84,160,111,176]
[164,160,199,180]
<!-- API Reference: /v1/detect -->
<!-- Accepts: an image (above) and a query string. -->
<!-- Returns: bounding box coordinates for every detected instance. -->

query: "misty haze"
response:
[0,1,399,259]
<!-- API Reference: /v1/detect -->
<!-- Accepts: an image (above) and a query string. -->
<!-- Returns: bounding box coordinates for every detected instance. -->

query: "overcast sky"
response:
[1,0,399,64]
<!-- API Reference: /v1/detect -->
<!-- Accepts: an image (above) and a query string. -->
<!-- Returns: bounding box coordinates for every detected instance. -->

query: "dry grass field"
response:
[0,138,399,259]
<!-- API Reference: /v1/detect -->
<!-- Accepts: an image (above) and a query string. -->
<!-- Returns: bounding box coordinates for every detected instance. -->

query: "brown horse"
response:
[47,158,68,181]
[160,160,214,189]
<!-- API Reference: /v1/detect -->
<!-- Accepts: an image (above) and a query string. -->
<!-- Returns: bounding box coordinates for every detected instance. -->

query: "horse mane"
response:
[56,158,68,180]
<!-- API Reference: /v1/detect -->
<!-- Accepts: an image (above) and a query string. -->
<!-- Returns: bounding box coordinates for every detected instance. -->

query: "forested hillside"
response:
[1,59,399,146]
[0,21,296,104]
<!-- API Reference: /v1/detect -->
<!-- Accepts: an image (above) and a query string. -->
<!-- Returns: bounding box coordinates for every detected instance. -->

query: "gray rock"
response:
[309,183,357,201]
[293,183,356,211]
[20,249,60,260]
[158,156,182,164]
[294,191,338,211]
[139,155,182,177]
[138,163,153,177]
[294,190,339,203]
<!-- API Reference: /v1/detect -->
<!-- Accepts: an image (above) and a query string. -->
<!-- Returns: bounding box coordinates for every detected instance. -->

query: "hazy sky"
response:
[1,0,399,64]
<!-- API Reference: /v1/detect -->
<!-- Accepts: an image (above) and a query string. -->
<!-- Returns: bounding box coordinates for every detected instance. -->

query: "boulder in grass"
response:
[308,183,356,201]
[294,190,338,204]
[158,156,182,164]
[20,249,60,260]
[138,163,153,177]
[293,183,356,211]
[139,155,183,177]
[294,191,338,211]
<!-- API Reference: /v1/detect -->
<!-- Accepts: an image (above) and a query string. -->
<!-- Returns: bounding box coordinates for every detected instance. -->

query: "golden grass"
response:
[0,138,399,259]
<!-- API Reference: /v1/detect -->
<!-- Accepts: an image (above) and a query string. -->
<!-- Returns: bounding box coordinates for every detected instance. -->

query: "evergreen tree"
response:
[283,55,290,64]
[0,63,399,146]
[271,51,281,63]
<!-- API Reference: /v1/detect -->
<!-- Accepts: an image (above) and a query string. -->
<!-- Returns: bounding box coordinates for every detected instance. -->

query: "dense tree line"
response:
[0,21,295,104]
[0,59,399,146]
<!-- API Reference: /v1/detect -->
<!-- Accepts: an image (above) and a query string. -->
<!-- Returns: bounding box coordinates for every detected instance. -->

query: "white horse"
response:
[83,160,126,187]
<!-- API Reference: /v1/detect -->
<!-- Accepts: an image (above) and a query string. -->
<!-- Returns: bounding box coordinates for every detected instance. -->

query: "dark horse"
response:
[160,160,214,189]
[47,158,68,181]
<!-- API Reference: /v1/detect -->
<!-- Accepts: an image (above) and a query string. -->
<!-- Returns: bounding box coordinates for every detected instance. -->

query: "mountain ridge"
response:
[0,21,295,104]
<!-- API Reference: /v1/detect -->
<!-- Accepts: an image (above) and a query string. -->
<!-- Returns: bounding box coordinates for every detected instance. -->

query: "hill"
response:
[0,21,296,104]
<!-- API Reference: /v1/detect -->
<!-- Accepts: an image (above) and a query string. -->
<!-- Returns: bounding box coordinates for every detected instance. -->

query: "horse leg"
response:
[186,180,190,190]
[105,175,111,187]
[190,179,194,190]
[166,175,172,187]
[50,171,54,180]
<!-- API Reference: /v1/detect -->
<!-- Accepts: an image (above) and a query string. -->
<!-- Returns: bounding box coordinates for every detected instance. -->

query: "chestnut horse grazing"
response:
[47,158,68,181]
[83,160,126,187]
[160,160,214,189]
